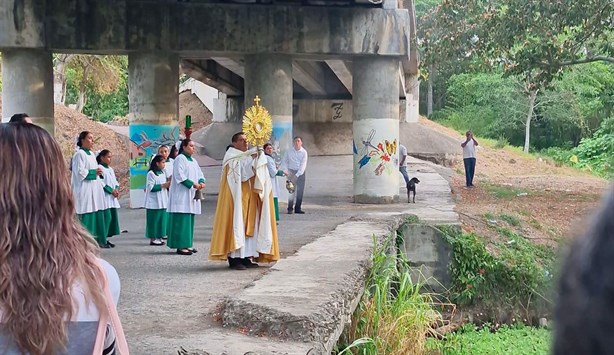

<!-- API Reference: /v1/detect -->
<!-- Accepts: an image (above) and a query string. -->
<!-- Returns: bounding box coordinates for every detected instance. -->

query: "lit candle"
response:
[185,115,192,128]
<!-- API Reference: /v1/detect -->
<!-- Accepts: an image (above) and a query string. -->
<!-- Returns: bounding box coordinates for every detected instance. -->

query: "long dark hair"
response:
[169,144,178,159]
[149,154,165,172]
[96,149,110,164]
[178,139,191,155]
[76,131,90,148]
[0,124,105,354]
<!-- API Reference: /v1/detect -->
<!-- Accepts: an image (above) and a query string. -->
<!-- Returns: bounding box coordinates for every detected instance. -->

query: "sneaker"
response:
[150,238,164,246]
[287,209,293,214]
[295,210,305,214]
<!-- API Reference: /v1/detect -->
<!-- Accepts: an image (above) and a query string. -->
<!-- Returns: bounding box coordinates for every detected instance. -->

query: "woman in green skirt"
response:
[144,155,171,246]
[167,139,206,255]
[71,131,108,247]
[97,149,121,248]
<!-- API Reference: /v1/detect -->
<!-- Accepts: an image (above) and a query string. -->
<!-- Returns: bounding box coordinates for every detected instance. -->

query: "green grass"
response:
[336,237,443,355]
[484,184,529,199]
[499,214,521,227]
[428,324,551,355]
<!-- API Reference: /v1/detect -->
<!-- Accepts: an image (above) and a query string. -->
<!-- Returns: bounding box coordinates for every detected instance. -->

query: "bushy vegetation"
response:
[428,323,551,354]
[437,64,613,152]
[439,226,555,322]
[542,116,614,179]
[64,57,129,122]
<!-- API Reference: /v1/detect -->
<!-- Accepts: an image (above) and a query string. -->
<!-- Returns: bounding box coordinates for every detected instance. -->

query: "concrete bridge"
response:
[0,0,421,206]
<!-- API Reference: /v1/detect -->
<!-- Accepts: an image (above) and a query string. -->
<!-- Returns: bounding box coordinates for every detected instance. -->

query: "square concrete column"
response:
[1,49,54,132]
[128,52,179,207]
[352,57,400,204]
[244,54,293,159]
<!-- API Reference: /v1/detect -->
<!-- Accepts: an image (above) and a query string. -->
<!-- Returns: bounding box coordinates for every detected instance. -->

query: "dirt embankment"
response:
[418,116,610,245]
[1,99,131,194]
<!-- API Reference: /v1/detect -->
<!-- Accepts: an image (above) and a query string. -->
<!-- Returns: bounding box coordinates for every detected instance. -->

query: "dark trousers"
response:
[288,169,306,212]
[399,166,410,186]
[463,158,476,186]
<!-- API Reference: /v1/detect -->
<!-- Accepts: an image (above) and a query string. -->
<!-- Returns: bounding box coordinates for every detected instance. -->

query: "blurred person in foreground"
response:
[553,184,614,354]
[0,123,128,354]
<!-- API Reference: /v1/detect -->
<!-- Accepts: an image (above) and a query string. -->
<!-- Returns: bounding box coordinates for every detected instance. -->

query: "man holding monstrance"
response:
[208,96,280,270]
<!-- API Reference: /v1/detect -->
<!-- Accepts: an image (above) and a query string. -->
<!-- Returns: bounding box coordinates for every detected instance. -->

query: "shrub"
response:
[438,226,555,321]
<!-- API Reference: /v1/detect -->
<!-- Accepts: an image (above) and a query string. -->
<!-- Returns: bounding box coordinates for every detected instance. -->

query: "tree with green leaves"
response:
[54,55,126,113]
[422,0,614,152]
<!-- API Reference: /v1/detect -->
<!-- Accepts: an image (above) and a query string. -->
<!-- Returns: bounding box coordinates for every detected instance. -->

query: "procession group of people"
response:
[69,126,308,270]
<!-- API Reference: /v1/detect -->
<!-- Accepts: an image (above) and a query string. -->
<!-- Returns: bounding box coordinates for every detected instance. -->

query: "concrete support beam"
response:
[244,54,293,159]
[1,49,54,132]
[180,59,243,97]
[404,73,420,123]
[1,3,410,58]
[352,57,399,204]
[212,57,245,78]
[292,61,327,96]
[0,0,45,48]
[325,60,353,94]
[128,52,179,207]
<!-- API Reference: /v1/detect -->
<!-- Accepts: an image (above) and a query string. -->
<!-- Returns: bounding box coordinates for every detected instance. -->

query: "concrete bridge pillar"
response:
[1,49,54,132]
[244,54,293,158]
[352,57,400,204]
[128,52,179,207]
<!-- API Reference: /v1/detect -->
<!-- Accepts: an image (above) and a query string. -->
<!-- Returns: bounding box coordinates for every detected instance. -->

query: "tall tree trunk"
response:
[427,65,434,117]
[53,54,72,105]
[524,89,538,153]
[76,67,89,113]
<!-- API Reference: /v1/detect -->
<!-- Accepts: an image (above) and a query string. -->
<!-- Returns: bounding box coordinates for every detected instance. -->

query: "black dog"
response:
[407,177,420,203]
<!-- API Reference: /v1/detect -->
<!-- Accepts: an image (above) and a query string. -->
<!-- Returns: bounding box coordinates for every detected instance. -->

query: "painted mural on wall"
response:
[269,120,293,165]
[128,124,179,206]
[353,128,398,176]
[353,118,400,197]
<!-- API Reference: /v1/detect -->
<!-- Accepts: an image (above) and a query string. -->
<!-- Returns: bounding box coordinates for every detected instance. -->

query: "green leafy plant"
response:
[438,226,555,320]
[428,323,551,354]
[338,237,444,355]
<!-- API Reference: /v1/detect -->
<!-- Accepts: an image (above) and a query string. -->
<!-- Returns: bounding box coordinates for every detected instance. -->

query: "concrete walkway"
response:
[102,155,457,354]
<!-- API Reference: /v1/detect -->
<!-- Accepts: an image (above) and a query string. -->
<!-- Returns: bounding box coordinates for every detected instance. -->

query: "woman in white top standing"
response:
[151,145,174,182]
[97,149,121,248]
[0,123,127,355]
[167,139,206,255]
[264,143,285,222]
[144,155,171,246]
[71,131,108,247]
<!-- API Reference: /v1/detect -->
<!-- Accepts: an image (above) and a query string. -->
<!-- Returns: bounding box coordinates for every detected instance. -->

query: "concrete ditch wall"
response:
[398,224,456,292]
[219,216,454,354]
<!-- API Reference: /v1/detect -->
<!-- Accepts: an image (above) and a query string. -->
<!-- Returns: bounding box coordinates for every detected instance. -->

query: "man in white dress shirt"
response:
[282,136,308,214]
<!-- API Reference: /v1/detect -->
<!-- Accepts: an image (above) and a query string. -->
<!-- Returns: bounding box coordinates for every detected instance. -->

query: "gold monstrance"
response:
[242,95,273,148]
